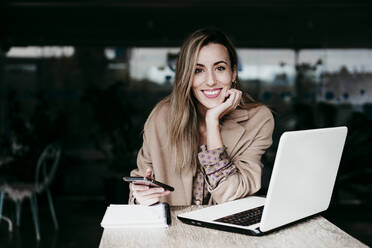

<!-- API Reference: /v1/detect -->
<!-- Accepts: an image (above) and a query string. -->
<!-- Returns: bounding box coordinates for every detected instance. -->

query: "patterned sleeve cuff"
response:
[206,165,237,190]
[198,145,227,166]
[198,145,237,189]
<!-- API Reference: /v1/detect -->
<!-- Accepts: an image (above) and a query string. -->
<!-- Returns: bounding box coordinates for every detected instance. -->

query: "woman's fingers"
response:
[141,198,159,206]
[133,189,170,206]
[233,90,242,107]
[205,89,242,122]
[135,187,166,197]
[141,191,170,199]
[131,167,172,205]
[144,168,153,178]
[228,89,241,109]
[222,90,239,114]
[140,192,170,206]
[131,184,149,192]
[134,190,169,200]
[131,181,171,205]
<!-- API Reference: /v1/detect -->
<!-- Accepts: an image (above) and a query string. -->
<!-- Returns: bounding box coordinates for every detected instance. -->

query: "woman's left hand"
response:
[205,89,242,124]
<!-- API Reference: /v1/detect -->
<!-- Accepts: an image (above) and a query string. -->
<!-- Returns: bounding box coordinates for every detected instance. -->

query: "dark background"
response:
[0,0,372,247]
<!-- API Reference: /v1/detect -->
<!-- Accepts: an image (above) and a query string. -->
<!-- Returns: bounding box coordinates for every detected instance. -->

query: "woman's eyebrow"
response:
[214,60,228,66]
[196,61,228,67]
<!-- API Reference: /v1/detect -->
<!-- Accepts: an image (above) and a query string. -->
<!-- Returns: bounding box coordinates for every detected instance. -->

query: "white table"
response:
[99,206,367,248]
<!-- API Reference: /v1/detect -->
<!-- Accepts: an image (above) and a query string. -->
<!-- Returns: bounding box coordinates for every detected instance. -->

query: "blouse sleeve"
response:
[198,145,237,190]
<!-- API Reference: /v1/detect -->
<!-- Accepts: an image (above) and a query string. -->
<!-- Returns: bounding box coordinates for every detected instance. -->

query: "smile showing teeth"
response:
[204,90,220,95]
[202,89,221,98]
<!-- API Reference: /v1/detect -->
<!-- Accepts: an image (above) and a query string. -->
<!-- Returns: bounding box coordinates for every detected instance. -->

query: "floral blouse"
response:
[192,145,237,205]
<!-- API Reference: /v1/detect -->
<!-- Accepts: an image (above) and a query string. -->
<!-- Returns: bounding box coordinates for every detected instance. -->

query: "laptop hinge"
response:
[252,227,263,235]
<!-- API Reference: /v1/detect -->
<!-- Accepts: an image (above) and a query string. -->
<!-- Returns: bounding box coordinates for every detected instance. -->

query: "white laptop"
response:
[177,126,348,235]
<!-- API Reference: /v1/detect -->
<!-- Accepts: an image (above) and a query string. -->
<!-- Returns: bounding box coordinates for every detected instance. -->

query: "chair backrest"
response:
[34,144,62,193]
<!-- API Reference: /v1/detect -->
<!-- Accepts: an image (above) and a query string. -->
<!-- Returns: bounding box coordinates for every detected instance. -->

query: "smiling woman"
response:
[192,43,236,109]
[129,28,275,206]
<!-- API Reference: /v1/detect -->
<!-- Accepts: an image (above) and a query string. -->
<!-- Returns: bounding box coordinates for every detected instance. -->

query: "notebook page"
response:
[101,203,169,228]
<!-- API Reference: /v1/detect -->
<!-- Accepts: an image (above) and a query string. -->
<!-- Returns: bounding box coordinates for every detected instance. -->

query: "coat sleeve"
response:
[128,125,153,204]
[128,101,172,204]
[210,107,274,204]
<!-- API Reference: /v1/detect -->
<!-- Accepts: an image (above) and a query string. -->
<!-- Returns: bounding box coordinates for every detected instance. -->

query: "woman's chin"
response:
[200,100,224,110]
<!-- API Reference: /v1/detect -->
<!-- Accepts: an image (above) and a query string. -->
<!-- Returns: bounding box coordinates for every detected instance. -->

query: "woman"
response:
[129,28,274,206]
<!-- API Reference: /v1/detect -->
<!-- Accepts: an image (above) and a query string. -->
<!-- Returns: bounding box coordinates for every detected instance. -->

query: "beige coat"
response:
[129,103,274,206]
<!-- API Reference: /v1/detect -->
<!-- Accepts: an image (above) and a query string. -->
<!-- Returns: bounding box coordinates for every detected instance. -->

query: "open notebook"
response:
[101,202,171,228]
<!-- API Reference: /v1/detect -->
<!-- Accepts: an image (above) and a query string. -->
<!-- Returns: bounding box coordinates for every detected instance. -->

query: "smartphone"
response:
[123,176,174,192]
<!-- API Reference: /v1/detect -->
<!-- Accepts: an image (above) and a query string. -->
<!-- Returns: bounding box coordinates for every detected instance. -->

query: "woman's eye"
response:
[195,68,203,74]
[216,66,225,71]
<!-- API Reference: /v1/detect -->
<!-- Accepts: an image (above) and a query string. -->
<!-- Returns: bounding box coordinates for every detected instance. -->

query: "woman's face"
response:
[192,43,236,110]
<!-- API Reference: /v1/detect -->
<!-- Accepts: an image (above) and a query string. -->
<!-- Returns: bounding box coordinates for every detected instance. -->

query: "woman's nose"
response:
[206,71,216,86]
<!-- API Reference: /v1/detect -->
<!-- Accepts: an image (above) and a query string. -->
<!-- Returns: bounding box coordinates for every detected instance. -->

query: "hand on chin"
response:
[205,89,242,124]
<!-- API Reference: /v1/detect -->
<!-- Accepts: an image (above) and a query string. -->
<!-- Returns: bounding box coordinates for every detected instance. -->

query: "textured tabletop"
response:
[99,206,367,248]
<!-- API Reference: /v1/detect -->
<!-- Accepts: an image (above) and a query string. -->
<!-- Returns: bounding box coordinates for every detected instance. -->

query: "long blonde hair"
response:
[156,28,260,169]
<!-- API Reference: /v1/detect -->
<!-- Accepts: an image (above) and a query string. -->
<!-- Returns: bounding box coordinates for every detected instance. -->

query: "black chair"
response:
[0,144,61,240]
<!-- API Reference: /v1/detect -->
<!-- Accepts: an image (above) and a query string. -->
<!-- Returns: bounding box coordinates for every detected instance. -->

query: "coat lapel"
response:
[221,109,249,155]
[177,108,249,205]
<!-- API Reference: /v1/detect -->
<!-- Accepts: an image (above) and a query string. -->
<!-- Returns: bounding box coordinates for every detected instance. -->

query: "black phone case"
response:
[123,177,174,191]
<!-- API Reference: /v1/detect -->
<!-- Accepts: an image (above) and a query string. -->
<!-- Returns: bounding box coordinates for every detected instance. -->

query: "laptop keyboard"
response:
[214,206,264,226]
